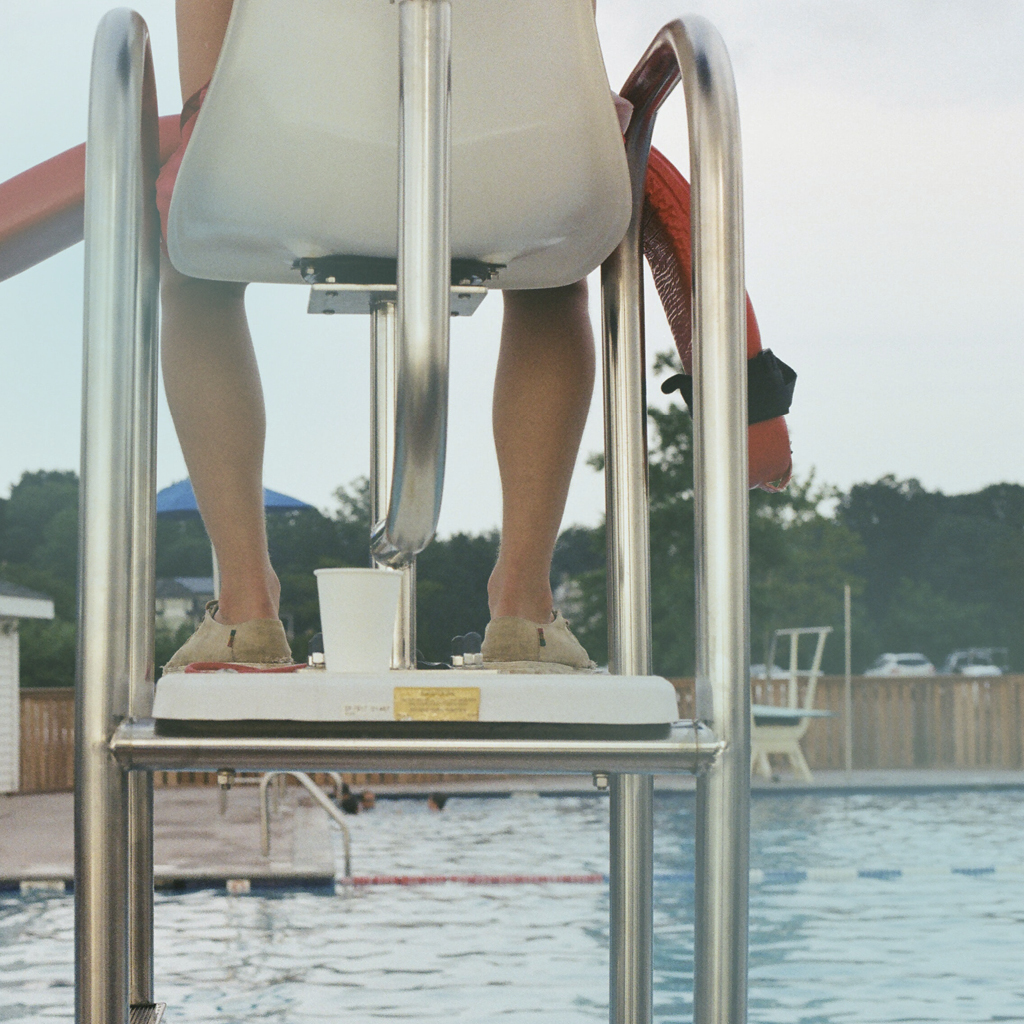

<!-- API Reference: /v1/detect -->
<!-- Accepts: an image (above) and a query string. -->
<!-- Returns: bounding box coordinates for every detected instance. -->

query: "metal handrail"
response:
[259,772,352,879]
[607,17,752,1024]
[371,0,452,566]
[370,299,418,666]
[76,10,161,1021]
[110,720,719,775]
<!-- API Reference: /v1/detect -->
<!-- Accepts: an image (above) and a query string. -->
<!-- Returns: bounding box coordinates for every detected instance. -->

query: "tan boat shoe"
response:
[481,610,597,674]
[162,600,293,674]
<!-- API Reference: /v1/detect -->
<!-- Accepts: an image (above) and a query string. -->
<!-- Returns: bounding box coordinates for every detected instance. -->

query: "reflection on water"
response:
[2,791,1023,1022]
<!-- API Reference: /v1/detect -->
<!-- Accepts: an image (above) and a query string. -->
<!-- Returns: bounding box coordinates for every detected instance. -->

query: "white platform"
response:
[152,670,679,726]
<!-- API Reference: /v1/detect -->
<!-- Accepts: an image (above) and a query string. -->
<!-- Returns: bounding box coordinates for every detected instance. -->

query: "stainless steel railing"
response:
[606,17,751,1024]
[371,0,452,566]
[76,10,161,1022]
[259,772,352,879]
[370,298,418,666]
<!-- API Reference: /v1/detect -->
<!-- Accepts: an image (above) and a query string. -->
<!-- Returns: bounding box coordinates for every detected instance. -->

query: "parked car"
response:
[864,652,935,677]
[750,663,791,680]
[940,648,1007,677]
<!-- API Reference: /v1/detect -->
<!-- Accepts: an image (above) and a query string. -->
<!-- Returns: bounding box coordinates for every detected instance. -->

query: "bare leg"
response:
[161,261,280,623]
[176,0,234,100]
[163,0,279,626]
[488,281,595,624]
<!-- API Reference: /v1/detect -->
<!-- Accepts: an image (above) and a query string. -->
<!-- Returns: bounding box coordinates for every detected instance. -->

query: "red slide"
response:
[0,115,181,283]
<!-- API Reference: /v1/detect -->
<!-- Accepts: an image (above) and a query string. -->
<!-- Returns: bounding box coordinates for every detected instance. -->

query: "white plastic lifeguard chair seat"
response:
[167,0,632,289]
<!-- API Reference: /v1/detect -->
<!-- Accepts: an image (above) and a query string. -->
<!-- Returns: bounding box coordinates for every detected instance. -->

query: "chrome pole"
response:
[126,30,161,1002]
[608,773,654,1024]
[372,0,452,564]
[601,46,657,1024]
[371,299,416,667]
[126,773,153,1005]
[112,720,718,775]
[77,10,159,1024]
[617,17,750,1024]
[844,583,853,774]
[678,21,750,1024]
[126,196,159,1011]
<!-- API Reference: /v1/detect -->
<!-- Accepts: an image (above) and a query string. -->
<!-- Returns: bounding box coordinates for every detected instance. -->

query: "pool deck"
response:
[0,785,335,890]
[3,770,1023,886]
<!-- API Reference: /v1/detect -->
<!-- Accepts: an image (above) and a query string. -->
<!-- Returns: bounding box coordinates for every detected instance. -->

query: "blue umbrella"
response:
[156,479,314,518]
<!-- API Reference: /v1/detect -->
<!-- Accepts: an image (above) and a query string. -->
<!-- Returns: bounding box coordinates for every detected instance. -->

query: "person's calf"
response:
[214,564,281,625]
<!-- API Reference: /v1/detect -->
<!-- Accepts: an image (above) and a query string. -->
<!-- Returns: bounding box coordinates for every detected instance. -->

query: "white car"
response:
[864,653,935,677]
[940,649,1006,677]
[750,663,791,680]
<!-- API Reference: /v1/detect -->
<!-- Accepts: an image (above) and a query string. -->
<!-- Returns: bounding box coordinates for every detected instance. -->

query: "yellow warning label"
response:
[393,686,481,722]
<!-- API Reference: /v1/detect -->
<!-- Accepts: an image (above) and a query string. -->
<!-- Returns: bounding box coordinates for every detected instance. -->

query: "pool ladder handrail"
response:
[259,772,352,879]
[74,6,751,1024]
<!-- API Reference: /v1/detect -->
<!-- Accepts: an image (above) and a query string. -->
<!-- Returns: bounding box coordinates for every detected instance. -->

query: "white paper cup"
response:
[314,568,402,673]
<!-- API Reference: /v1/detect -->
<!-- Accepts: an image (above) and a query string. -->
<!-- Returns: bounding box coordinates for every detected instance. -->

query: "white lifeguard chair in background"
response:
[75,3,753,1023]
[751,626,833,783]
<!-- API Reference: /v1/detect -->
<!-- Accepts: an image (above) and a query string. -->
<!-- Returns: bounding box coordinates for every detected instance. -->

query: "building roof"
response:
[0,580,55,620]
[155,578,194,600]
[155,577,215,601]
[175,576,215,595]
[0,580,51,601]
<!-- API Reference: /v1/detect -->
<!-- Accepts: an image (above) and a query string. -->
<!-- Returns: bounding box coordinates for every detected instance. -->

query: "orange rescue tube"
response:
[642,146,794,491]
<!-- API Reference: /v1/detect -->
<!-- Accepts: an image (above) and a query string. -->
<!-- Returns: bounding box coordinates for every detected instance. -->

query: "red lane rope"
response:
[341,873,607,887]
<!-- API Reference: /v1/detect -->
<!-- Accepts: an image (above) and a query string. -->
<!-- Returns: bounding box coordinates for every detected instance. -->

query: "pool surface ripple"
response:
[2,790,1023,1022]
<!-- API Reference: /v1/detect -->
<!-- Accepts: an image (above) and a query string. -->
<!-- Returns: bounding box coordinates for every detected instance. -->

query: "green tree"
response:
[6,454,1020,685]
[748,476,864,671]
[17,619,78,688]
[0,471,80,686]
[573,354,865,676]
[156,517,213,578]
[840,477,1024,669]
[269,479,371,661]
[416,531,500,663]
[0,470,79,620]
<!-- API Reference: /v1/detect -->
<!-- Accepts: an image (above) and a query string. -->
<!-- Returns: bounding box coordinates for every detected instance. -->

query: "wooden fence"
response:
[16,688,462,793]
[671,675,1024,771]
[19,688,75,793]
[16,677,1024,792]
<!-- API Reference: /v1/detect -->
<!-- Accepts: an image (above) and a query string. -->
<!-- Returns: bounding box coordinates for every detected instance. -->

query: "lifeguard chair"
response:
[65,3,753,1021]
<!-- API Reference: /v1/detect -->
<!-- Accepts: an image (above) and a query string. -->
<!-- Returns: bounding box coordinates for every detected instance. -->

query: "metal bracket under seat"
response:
[303,254,492,316]
[308,282,486,317]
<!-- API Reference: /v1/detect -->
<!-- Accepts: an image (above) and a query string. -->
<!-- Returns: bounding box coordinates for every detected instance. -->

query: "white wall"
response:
[0,621,19,794]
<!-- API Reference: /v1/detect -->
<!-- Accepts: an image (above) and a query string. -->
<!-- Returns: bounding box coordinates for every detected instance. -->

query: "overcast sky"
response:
[1,1,1021,534]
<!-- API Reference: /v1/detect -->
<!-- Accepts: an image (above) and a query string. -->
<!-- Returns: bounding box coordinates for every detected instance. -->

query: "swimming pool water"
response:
[2,790,1023,1022]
